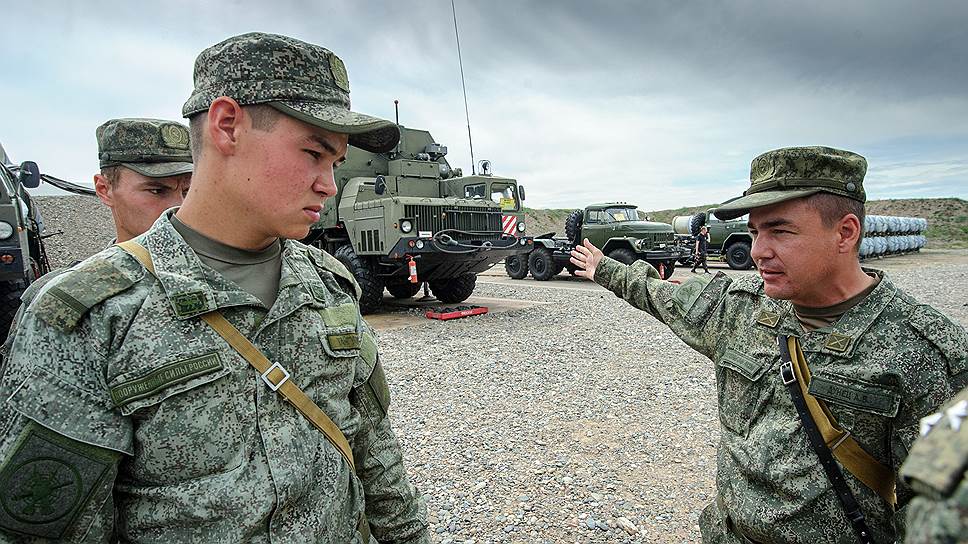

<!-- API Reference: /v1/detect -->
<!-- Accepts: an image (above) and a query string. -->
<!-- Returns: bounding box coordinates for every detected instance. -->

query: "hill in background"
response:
[525,197,967,249]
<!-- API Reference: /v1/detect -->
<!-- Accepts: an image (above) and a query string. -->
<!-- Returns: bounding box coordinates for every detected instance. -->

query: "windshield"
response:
[490,183,519,211]
[598,207,638,223]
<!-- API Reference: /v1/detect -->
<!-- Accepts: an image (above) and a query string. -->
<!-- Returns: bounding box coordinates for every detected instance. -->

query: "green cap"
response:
[182,32,399,153]
[713,146,867,220]
[97,118,194,178]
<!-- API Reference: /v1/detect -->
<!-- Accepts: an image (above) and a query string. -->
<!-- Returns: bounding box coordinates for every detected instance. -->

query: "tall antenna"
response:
[451,0,476,175]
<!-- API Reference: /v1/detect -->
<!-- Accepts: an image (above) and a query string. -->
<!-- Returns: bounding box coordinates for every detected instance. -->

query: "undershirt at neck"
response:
[170,215,282,308]
[793,274,880,332]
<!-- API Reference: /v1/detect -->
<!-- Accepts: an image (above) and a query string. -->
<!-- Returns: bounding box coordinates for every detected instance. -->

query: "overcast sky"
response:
[2,0,966,208]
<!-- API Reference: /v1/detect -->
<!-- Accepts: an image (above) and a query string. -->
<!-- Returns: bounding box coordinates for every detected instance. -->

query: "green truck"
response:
[0,143,50,336]
[303,127,532,313]
[506,203,687,281]
[672,209,754,270]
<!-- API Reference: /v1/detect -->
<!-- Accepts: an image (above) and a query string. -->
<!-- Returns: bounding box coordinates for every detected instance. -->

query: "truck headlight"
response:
[516,222,525,232]
[400,220,413,233]
[0,222,12,240]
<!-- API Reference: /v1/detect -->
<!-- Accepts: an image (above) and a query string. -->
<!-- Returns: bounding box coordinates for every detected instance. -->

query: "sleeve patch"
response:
[32,259,135,331]
[0,421,120,539]
[672,276,711,313]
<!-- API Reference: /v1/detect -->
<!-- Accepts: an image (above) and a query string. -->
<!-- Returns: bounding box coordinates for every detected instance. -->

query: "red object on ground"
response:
[425,306,489,320]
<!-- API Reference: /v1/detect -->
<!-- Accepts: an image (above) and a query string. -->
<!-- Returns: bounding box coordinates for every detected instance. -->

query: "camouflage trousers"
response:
[699,498,759,544]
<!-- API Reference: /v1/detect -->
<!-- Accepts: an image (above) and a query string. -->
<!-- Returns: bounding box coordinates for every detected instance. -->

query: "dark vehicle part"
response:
[504,255,528,279]
[429,273,477,303]
[528,247,557,281]
[565,209,583,244]
[385,280,422,299]
[725,242,753,270]
[334,244,384,314]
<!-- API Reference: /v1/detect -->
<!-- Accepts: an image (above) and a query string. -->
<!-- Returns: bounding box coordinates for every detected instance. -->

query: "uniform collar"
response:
[751,268,895,357]
[136,211,328,320]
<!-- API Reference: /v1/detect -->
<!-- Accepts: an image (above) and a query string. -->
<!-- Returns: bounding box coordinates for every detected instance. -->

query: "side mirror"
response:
[18,161,41,189]
[518,185,526,201]
[374,175,386,195]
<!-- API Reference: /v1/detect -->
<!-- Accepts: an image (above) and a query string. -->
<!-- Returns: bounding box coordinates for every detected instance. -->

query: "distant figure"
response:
[691,225,710,273]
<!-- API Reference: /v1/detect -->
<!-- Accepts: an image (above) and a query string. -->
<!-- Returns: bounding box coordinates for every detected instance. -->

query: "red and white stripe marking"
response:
[502,215,518,235]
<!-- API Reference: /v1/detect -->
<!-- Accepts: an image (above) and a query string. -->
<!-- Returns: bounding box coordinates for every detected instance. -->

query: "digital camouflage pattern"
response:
[900,386,968,543]
[713,146,867,220]
[0,211,429,543]
[593,257,968,543]
[181,32,399,153]
[96,118,193,178]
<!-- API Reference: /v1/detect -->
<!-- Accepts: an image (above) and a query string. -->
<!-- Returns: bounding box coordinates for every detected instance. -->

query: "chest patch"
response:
[170,291,209,318]
[823,333,852,353]
[109,352,224,408]
[327,333,361,351]
[756,310,780,328]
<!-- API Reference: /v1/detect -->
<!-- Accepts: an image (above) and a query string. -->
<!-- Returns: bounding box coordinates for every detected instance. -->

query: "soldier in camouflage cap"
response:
[0,33,428,543]
[571,146,967,543]
[94,118,193,243]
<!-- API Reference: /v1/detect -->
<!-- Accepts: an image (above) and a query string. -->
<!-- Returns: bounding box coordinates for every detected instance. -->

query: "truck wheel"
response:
[564,209,584,244]
[504,255,529,279]
[0,280,25,343]
[334,245,385,314]
[725,242,753,270]
[386,281,421,299]
[689,212,707,236]
[528,248,556,280]
[429,273,477,303]
[607,247,637,265]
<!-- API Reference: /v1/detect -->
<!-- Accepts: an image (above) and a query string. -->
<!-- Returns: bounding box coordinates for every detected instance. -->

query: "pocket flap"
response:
[109,352,229,416]
[808,373,900,417]
[719,348,770,382]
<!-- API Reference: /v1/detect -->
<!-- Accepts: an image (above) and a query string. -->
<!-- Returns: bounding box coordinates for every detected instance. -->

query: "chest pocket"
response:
[109,351,247,484]
[717,347,773,436]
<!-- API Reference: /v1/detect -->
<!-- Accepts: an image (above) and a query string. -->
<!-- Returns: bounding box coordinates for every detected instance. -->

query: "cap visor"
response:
[269,101,400,153]
[712,188,821,220]
[122,161,194,178]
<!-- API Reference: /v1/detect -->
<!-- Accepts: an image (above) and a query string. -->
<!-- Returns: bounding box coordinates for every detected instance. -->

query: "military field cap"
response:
[713,146,867,220]
[182,32,400,153]
[97,118,193,178]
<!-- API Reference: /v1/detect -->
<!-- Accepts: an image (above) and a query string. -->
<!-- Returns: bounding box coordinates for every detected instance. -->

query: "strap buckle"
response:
[780,362,796,385]
[829,430,852,451]
[261,362,290,391]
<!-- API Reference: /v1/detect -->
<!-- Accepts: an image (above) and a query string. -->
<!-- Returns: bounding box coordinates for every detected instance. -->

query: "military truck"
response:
[506,203,687,281]
[303,127,532,314]
[0,143,51,336]
[672,209,754,270]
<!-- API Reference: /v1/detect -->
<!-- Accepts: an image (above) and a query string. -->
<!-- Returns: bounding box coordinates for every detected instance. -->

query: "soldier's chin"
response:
[762,282,794,301]
[280,224,312,241]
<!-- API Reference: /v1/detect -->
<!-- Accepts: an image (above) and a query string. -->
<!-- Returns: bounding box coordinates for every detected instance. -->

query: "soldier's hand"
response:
[570,239,603,280]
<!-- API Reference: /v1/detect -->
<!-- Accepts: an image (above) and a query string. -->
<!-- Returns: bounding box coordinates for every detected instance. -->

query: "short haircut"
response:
[188,104,282,160]
[100,165,122,188]
[805,192,865,250]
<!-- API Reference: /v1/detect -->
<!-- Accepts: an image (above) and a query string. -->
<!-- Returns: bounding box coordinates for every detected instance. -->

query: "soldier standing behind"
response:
[571,146,968,543]
[899,386,968,543]
[0,33,428,543]
[691,225,711,274]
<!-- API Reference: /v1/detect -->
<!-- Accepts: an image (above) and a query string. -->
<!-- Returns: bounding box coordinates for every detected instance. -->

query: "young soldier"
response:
[0,33,428,543]
[571,146,967,543]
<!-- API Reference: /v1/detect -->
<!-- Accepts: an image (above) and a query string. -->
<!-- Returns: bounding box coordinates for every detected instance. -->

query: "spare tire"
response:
[689,212,708,236]
[565,209,584,244]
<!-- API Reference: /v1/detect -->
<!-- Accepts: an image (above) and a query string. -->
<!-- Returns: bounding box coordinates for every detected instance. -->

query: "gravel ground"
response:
[32,195,968,543]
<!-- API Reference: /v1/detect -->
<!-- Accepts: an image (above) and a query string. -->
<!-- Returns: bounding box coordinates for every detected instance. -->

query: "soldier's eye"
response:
[305,150,321,160]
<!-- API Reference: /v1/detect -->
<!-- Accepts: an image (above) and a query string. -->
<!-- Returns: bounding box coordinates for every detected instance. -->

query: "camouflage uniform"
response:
[899,387,968,543]
[0,33,427,543]
[592,147,968,543]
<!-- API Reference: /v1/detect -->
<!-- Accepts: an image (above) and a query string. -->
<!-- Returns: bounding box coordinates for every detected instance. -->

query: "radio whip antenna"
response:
[451,0,476,175]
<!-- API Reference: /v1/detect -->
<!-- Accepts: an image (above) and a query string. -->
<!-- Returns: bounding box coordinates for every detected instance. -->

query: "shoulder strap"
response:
[779,335,874,544]
[117,240,356,471]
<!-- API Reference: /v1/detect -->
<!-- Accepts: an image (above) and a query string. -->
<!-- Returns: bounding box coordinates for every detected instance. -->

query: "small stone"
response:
[585,517,597,530]
[616,516,638,535]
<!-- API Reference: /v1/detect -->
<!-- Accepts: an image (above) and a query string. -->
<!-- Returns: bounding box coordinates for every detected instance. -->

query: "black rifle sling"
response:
[777,335,874,544]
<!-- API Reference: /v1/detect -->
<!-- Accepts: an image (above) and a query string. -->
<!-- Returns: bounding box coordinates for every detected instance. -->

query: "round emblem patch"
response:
[329,54,350,93]
[160,124,190,150]
[1,458,82,524]
[846,182,857,192]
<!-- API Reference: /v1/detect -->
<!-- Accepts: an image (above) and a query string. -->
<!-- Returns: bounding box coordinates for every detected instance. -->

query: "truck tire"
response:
[528,248,556,281]
[386,280,421,299]
[607,247,637,265]
[504,255,529,279]
[429,273,477,303]
[725,241,753,270]
[689,212,707,236]
[564,209,584,244]
[0,280,25,343]
[334,245,384,314]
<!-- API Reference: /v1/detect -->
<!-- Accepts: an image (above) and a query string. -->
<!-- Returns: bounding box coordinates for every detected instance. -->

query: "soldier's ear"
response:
[207,97,244,157]
[836,213,863,254]
[93,173,113,208]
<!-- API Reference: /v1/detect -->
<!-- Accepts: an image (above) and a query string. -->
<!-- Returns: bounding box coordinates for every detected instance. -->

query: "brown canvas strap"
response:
[787,337,897,507]
[118,240,356,470]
